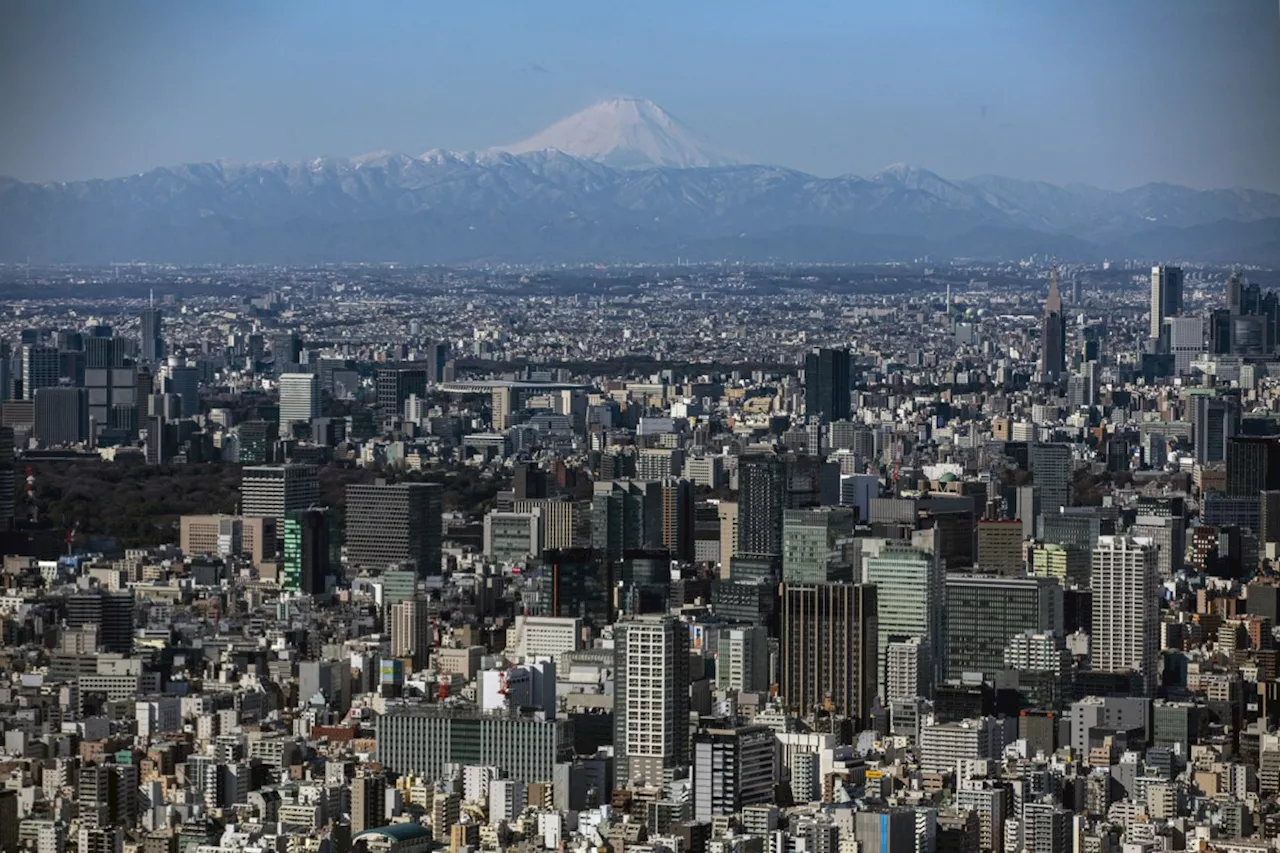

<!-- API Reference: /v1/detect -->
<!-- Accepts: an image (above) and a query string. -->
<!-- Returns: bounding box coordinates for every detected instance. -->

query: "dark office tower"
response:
[692,725,775,822]
[20,344,60,401]
[33,387,90,446]
[66,590,135,655]
[375,367,429,414]
[134,366,153,429]
[0,427,14,532]
[1261,493,1280,549]
[163,366,200,418]
[1151,265,1184,339]
[270,330,302,372]
[803,347,851,423]
[344,482,444,577]
[144,416,177,465]
[1029,443,1073,514]
[944,575,1063,681]
[85,335,135,370]
[139,307,164,364]
[513,462,549,500]
[350,774,386,835]
[59,349,85,387]
[659,478,695,562]
[236,420,279,465]
[1227,270,1244,314]
[620,549,672,615]
[1227,437,1280,498]
[539,548,613,627]
[86,366,138,439]
[283,507,338,595]
[781,583,877,724]
[592,480,663,564]
[1195,395,1240,464]
[0,341,10,401]
[1039,269,1066,380]
[738,454,786,558]
[614,615,690,788]
[428,341,449,382]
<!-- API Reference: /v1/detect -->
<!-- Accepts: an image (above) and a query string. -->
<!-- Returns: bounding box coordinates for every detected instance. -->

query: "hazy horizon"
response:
[2,0,1279,191]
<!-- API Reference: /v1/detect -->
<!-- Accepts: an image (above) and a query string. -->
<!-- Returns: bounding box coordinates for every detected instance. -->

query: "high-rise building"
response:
[1022,801,1071,853]
[389,597,434,670]
[738,454,786,557]
[1029,443,1073,514]
[863,544,944,699]
[282,507,337,595]
[350,773,386,835]
[0,426,15,532]
[975,519,1025,577]
[278,372,321,426]
[1092,536,1160,695]
[780,582,878,723]
[1164,316,1205,375]
[782,506,855,583]
[139,307,164,364]
[614,615,691,788]
[538,548,613,627]
[1226,436,1280,498]
[944,575,1063,681]
[162,364,200,418]
[484,510,544,564]
[804,347,852,423]
[33,387,90,446]
[66,590,135,655]
[854,808,918,853]
[1194,395,1239,464]
[240,464,320,531]
[1039,270,1066,380]
[1150,265,1184,340]
[591,479,663,563]
[658,478,695,562]
[21,344,60,400]
[692,725,775,821]
[715,625,770,692]
[376,367,428,415]
[270,330,302,375]
[344,482,444,576]
[86,366,139,437]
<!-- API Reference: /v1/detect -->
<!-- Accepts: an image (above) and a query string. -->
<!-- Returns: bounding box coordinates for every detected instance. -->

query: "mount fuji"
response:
[495,96,740,169]
[1,98,1279,264]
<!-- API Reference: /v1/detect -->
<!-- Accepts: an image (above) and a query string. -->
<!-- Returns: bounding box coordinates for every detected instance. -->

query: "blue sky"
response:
[1,0,1278,190]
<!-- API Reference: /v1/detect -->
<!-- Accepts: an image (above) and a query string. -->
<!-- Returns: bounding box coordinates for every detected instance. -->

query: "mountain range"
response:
[2,97,1278,265]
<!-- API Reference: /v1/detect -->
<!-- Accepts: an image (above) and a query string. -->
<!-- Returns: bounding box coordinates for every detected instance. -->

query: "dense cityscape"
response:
[0,256,1278,852]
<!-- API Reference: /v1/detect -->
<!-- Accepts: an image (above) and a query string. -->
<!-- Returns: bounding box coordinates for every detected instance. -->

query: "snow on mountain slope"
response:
[496,96,740,169]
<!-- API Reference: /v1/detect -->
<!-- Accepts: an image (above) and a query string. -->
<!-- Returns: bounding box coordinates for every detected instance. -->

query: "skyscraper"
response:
[21,344,60,400]
[66,589,135,655]
[344,481,444,576]
[780,582,878,723]
[1092,536,1159,695]
[240,464,320,531]
[1194,395,1240,464]
[1150,265,1184,340]
[538,548,613,627]
[863,544,945,699]
[738,454,786,557]
[943,575,1063,681]
[804,347,852,423]
[614,615,690,788]
[33,387,90,446]
[1226,436,1280,498]
[782,506,855,584]
[1039,269,1066,381]
[692,725,775,821]
[139,307,164,364]
[278,372,321,426]
[389,596,434,670]
[282,507,337,595]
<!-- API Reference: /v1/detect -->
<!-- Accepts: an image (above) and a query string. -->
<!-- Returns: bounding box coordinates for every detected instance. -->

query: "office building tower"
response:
[658,478,695,561]
[780,582,878,723]
[944,575,1063,681]
[1039,270,1066,380]
[484,510,544,564]
[538,548,613,627]
[512,462,549,500]
[855,808,918,853]
[376,367,428,414]
[715,625,770,693]
[33,387,90,446]
[1164,317,1205,375]
[804,347,851,423]
[345,482,444,576]
[0,427,14,532]
[86,365,138,437]
[389,597,434,670]
[637,447,683,480]
[427,340,449,381]
[1092,536,1160,695]
[21,344,60,400]
[350,774,386,835]
[885,637,928,707]
[240,464,320,531]
[1150,265,1184,339]
[278,372,321,426]
[863,544,944,699]
[614,615,691,788]
[693,725,775,821]
[1195,395,1240,465]
[282,507,337,595]
[67,590,135,655]
[162,364,200,418]
[1129,515,1184,581]
[782,506,855,583]
[270,330,302,375]
[139,307,164,364]
[976,519,1025,576]
[738,454,786,557]
[591,479,663,563]
[1029,443,1073,514]
[619,550,671,615]
[1022,801,1071,853]
[84,334,134,370]
[1227,436,1280,498]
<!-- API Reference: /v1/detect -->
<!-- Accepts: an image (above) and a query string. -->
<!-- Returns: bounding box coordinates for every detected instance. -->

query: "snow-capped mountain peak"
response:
[495,96,740,169]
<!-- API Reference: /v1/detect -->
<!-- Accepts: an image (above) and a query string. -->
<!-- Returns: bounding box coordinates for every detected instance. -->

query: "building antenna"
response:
[149,288,154,308]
